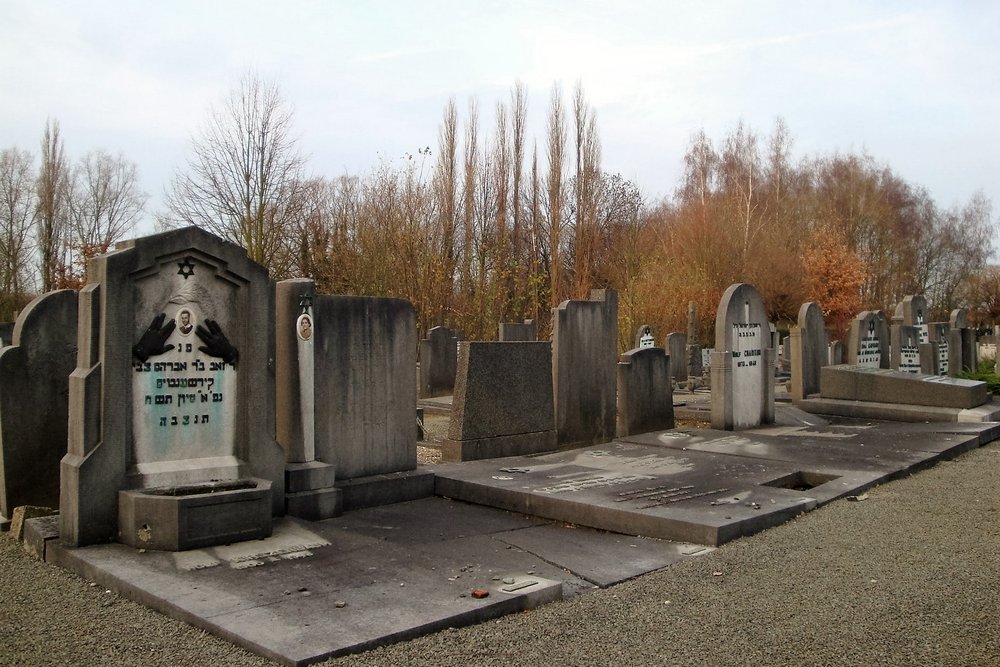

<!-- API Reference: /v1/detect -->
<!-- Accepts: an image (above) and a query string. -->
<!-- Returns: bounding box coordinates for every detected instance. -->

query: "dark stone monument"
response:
[710,283,775,430]
[552,289,618,447]
[665,332,688,384]
[442,341,556,461]
[60,227,284,549]
[950,308,976,373]
[419,326,460,398]
[498,319,537,342]
[616,346,674,436]
[686,302,703,379]
[0,290,78,529]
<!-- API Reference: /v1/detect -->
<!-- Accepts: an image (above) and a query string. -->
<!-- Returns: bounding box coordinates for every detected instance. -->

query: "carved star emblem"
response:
[177,257,195,279]
[298,292,313,314]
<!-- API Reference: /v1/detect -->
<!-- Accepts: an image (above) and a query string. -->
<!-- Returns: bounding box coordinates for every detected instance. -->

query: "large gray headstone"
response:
[552,289,618,447]
[315,295,417,479]
[60,227,284,548]
[710,283,775,430]
[0,290,77,526]
[419,326,459,398]
[789,302,828,401]
[443,341,556,461]
[616,347,674,436]
[847,311,889,368]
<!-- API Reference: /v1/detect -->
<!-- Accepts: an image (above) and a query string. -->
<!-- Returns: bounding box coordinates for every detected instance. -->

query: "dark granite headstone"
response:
[616,347,674,436]
[0,290,77,527]
[552,289,618,447]
[443,342,556,461]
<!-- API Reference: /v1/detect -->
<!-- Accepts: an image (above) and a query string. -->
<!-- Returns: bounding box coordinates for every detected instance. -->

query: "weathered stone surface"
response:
[710,283,775,430]
[419,326,459,398]
[552,289,618,447]
[498,319,536,342]
[950,308,976,373]
[789,302,827,401]
[10,505,57,541]
[443,341,556,461]
[616,347,674,437]
[819,364,988,409]
[0,290,77,525]
[315,295,417,479]
[60,227,284,548]
[666,333,687,383]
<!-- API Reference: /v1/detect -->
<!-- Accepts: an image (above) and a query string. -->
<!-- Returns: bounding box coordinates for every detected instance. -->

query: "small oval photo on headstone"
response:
[297,313,313,341]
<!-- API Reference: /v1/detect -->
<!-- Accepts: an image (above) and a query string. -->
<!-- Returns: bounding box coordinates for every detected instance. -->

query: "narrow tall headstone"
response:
[552,289,618,447]
[686,302,703,379]
[0,290,77,528]
[890,324,921,373]
[419,326,460,397]
[710,284,775,430]
[789,302,828,401]
[924,322,951,376]
[616,347,674,436]
[950,308,977,373]
[275,279,340,520]
[666,332,688,384]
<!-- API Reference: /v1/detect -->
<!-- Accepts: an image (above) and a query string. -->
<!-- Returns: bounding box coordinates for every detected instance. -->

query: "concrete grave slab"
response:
[43,496,712,666]
[434,441,821,546]
[493,524,713,588]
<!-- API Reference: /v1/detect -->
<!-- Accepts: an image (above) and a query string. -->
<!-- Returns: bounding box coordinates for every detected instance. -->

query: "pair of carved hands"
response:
[132,313,239,365]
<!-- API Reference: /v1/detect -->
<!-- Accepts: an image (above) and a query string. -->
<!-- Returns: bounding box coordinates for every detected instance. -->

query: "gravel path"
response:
[3,441,999,667]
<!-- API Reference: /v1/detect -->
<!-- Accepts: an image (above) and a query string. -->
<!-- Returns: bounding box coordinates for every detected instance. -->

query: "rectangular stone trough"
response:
[118,478,271,551]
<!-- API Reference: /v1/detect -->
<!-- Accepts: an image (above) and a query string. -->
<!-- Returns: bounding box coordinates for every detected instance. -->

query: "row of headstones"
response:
[438,289,678,462]
[0,228,669,548]
[788,295,978,401]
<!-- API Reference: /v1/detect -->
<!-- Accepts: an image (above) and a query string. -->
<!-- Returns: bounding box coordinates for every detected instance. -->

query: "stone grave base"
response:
[37,499,712,665]
[434,417,998,546]
[118,479,272,551]
[797,396,1000,423]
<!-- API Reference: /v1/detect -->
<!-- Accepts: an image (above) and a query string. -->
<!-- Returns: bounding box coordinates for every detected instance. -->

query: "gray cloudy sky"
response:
[2,0,997,237]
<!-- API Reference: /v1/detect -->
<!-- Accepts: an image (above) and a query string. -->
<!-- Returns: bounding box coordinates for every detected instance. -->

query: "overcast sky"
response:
[2,1,997,238]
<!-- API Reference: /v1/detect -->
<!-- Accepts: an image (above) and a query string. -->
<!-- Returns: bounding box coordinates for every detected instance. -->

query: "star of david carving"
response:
[177,257,195,279]
[298,293,313,314]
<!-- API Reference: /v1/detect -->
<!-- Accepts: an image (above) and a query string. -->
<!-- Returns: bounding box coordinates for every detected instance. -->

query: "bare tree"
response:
[68,150,147,274]
[161,71,306,274]
[36,118,70,291]
[546,84,566,306]
[0,147,37,308]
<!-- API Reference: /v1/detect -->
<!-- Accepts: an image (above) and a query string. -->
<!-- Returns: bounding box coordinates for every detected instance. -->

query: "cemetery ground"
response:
[4,417,1000,666]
